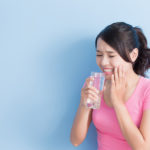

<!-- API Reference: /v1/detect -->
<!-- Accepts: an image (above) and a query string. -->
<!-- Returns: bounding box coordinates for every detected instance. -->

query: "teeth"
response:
[104,69,113,72]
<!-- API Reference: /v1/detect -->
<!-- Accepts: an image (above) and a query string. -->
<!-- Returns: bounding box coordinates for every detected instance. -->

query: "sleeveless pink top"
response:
[83,76,150,150]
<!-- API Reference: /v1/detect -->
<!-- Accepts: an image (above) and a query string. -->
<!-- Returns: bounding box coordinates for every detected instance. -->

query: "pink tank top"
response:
[82,76,150,150]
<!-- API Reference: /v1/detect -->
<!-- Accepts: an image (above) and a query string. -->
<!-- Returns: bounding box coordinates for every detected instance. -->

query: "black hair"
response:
[95,22,150,77]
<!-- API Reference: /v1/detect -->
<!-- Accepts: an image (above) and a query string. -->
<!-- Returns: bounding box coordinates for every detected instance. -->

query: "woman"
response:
[70,22,150,150]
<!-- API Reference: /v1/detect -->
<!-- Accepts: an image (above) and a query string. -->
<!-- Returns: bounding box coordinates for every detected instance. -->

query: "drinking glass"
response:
[86,72,105,109]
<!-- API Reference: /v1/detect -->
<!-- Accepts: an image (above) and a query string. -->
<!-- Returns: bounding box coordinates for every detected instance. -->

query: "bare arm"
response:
[70,103,92,146]
[70,77,99,146]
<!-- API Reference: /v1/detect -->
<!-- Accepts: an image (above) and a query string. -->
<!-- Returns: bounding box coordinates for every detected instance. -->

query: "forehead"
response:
[96,38,116,53]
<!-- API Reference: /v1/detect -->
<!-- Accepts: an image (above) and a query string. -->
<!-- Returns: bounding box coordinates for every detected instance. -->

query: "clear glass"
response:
[86,72,105,109]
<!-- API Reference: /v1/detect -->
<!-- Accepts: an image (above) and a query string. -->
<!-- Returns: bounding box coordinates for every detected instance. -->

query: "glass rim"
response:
[91,72,105,77]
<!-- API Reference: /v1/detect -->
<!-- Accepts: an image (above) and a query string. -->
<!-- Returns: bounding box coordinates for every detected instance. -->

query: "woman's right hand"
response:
[80,76,100,108]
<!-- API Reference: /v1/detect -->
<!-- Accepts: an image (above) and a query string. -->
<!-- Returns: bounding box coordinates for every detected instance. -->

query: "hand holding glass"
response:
[86,72,105,109]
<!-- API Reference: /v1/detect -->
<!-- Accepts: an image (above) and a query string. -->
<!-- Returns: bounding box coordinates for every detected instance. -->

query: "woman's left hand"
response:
[105,66,127,106]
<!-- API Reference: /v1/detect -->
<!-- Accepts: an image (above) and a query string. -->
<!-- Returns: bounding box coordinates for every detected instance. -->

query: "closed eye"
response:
[96,55,115,58]
[109,56,115,58]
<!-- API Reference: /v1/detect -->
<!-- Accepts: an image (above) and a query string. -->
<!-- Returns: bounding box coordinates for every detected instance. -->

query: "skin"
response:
[96,38,139,82]
[70,38,150,149]
[96,38,150,149]
[96,38,140,107]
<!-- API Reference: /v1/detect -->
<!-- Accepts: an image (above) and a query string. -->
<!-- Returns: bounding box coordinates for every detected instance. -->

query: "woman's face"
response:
[96,38,132,80]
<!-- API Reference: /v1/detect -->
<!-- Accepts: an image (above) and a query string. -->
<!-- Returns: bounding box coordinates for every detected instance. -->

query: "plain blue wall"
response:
[0,0,150,150]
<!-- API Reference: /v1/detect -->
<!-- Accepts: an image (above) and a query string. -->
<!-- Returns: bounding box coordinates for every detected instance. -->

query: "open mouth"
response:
[103,68,113,75]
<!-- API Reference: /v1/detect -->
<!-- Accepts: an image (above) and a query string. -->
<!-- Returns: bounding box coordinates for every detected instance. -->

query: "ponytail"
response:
[133,27,150,77]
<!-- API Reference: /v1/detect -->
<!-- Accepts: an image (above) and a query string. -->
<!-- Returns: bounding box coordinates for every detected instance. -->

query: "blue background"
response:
[0,0,150,150]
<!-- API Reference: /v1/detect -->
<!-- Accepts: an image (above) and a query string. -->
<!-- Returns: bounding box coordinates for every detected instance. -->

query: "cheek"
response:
[96,58,100,66]
[112,59,130,72]
[96,58,103,70]
[111,58,126,68]
[111,59,120,66]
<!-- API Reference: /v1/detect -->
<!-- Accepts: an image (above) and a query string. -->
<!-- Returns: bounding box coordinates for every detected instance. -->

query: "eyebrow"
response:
[96,49,115,53]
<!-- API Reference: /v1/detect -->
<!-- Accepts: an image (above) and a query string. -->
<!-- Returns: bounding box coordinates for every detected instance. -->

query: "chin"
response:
[104,74,112,80]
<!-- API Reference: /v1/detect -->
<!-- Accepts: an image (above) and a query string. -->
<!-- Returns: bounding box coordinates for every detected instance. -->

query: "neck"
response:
[125,69,140,88]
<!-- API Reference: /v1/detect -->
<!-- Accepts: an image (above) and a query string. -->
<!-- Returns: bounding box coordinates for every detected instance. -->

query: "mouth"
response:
[103,68,113,75]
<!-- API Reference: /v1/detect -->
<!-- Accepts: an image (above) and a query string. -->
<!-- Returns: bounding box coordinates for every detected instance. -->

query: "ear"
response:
[129,48,139,63]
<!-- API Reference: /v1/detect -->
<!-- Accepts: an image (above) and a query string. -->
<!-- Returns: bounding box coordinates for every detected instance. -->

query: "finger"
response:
[118,66,122,78]
[86,76,94,83]
[114,67,118,83]
[86,95,97,102]
[122,67,126,86]
[85,87,99,95]
[86,84,99,93]
[123,67,127,76]
[111,74,115,85]
[86,76,94,86]
[82,95,95,104]
[119,66,123,81]
[122,66,125,79]
[85,91,99,100]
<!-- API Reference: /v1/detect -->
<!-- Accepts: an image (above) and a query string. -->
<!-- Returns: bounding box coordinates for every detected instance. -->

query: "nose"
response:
[100,56,109,66]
